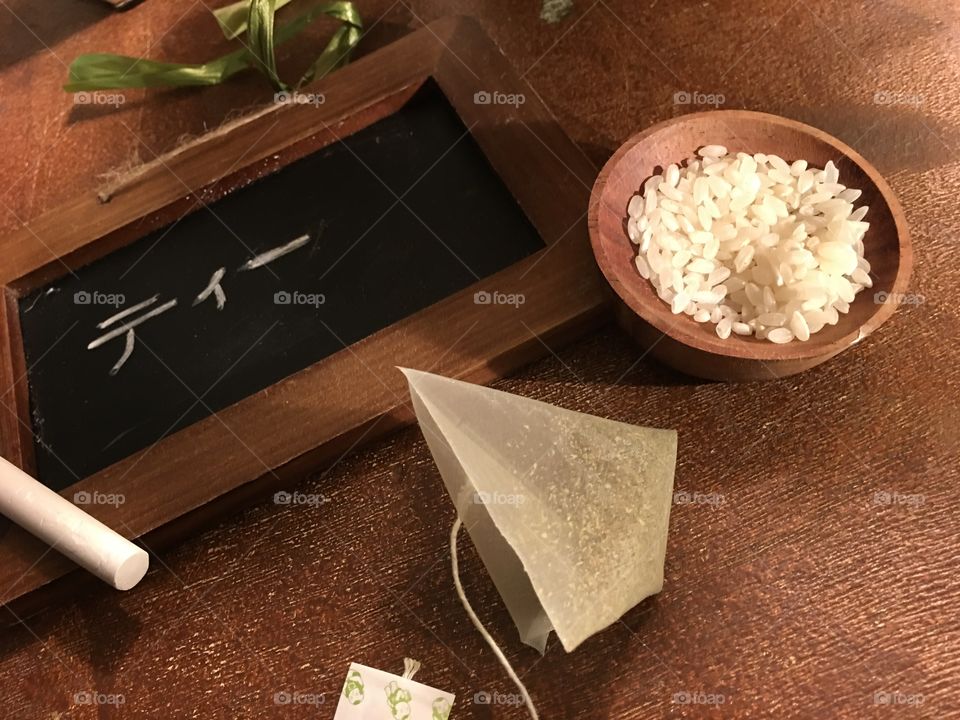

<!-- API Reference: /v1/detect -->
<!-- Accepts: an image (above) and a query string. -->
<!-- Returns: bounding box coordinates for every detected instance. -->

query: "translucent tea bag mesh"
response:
[403,368,678,652]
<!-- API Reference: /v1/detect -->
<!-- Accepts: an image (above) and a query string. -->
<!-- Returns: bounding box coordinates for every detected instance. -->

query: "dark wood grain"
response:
[0,1,958,719]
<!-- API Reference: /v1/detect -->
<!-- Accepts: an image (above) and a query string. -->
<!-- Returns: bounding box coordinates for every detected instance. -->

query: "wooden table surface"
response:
[1,1,957,718]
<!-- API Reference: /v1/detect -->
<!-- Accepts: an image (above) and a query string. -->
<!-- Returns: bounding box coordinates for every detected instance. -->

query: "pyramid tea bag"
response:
[401,368,678,653]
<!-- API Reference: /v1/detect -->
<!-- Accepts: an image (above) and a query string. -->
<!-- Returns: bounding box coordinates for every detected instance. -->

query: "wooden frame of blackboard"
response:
[0,16,608,616]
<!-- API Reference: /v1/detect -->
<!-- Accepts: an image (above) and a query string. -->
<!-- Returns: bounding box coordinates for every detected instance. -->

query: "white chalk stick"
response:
[0,455,149,590]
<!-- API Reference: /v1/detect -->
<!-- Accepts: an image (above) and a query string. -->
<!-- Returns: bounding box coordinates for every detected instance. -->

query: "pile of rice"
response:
[626,145,872,343]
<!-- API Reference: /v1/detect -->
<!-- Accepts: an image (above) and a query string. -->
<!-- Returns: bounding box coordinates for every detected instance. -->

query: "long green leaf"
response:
[247,0,283,91]
[274,1,363,86]
[213,0,294,39]
[64,49,250,91]
[64,1,362,94]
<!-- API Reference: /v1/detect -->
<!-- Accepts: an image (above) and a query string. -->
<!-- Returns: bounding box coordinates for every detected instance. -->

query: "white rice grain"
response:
[626,148,871,343]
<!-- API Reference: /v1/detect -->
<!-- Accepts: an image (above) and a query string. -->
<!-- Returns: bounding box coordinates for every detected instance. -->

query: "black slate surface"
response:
[18,81,543,490]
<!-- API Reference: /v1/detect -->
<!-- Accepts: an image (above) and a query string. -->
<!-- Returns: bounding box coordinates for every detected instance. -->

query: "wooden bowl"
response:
[588,110,912,381]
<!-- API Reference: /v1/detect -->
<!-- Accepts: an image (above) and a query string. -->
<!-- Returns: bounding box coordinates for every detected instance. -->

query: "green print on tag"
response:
[385,680,413,719]
[432,696,452,719]
[342,669,365,705]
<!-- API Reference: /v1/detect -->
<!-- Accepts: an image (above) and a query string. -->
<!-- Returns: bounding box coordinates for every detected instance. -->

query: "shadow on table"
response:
[0,0,108,73]
[0,583,142,681]
[64,18,414,125]
[773,102,957,177]
[589,326,712,389]
[582,85,957,180]
[78,595,143,681]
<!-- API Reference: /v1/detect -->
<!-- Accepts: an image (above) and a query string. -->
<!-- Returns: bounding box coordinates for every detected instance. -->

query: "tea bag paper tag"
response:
[333,659,455,720]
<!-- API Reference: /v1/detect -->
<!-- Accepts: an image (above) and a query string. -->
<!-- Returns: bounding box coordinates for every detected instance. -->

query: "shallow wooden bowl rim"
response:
[588,110,912,362]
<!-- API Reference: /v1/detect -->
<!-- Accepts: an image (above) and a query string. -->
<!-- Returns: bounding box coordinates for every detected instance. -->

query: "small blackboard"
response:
[0,18,605,613]
[18,81,543,491]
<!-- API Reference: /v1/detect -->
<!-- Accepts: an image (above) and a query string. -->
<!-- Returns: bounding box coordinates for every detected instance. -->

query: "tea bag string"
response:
[402,657,421,680]
[450,517,539,720]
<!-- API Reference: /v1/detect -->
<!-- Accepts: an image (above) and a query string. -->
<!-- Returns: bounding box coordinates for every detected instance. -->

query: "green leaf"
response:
[247,0,284,91]
[281,2,363,87]
[63,0,362,94]
[213,0,294,39]
[64,49,250,91]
